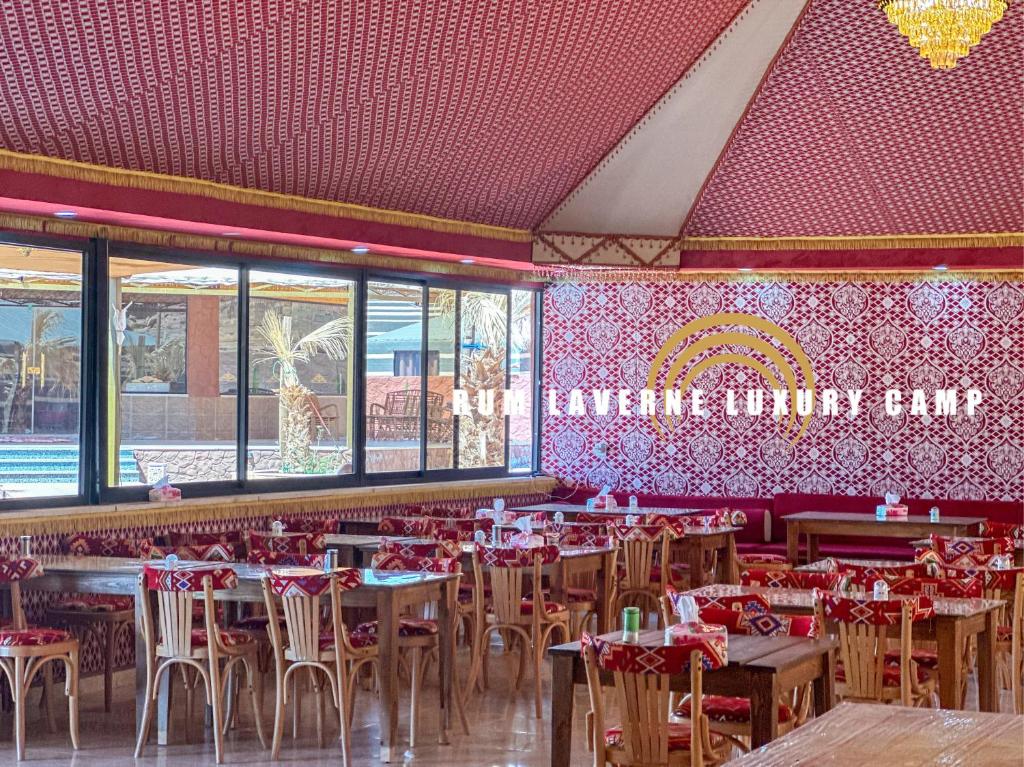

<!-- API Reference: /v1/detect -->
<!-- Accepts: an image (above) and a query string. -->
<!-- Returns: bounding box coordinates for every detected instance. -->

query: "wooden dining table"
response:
[785,511,986,565]
[21,555,460,763]
[548,630,838,767]
[688,583,1004,712]
[510,502,713,519]
[723,702,1024,766]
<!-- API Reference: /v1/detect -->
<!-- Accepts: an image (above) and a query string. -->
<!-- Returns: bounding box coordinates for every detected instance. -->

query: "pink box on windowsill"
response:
[149,484,182,502]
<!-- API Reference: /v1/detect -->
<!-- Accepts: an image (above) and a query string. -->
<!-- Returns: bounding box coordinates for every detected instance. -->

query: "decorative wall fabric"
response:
[541,276,1024,502]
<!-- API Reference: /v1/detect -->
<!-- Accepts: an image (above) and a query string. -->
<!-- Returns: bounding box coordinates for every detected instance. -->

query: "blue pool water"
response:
[0,446,138,486]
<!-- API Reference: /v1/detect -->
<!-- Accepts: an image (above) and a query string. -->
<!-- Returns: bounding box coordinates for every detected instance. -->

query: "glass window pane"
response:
[0,243,83,498]
[248,270,355,478]
[427,288,456,470]
[108,258,238,485]
[458,290,507,469]
[365,281,424,473]
[509,290,535,473]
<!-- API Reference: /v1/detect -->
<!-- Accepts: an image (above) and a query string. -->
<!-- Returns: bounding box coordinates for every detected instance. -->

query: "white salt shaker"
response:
[929,506,940,522]
[873,580,889,600]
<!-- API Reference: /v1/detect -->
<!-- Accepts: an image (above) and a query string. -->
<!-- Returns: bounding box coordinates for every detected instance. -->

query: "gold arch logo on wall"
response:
[646,312,816,444]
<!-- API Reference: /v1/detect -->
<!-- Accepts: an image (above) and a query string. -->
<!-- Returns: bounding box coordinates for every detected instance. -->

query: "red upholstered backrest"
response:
[885,575,982,599]
[666,585,771,615]
[247,550,326,567]
[582,631,726,673]
[741,569,845,590]
[65,534,148,558]
[247,530,327,553]
[474,544,559,567]
[144,564,237,591]
[277,517,339,534]
[0,557,43,582]
[818,593,934,626]
[699,607,820,638]
[369,553,460,573]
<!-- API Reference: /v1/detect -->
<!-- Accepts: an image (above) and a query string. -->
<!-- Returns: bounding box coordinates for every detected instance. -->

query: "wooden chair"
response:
[668,601,817,751]
[465,544,570,717]
[44,534,140,712]
[611,524,676,626]
[740,569,845,590]
[581,632,729,767]
[0,557,80,761]
[135,564,266,764]
[260,567,376,765]
[814,592,936,707]
[981,569,1024,713]
[556,530,611,637]
[357,552,469,745]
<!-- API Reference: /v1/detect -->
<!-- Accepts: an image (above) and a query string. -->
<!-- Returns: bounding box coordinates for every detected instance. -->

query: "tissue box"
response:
[876,504,908,518]
[149,485,181,502]
[664,622,728,666]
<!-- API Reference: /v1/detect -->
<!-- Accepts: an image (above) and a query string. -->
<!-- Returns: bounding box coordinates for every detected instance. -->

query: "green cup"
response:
[623,606,641,635]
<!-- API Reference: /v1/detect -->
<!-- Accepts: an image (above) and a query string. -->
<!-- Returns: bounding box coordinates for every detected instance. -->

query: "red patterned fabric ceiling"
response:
[0,1,747,230]
[685,0,1024,237]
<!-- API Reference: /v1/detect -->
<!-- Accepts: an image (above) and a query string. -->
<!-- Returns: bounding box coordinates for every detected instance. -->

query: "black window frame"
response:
[0,233,543,511]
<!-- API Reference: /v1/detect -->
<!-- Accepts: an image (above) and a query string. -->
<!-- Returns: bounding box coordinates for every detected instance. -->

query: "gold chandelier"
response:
[878,0,1008,69]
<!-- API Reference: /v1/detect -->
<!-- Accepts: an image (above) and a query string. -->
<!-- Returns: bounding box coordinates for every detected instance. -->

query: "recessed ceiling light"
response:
[933,264,948,271]
[222,231,241,237]
[460,258,475,264]
[352,246,370,254]
[54,210,77,218]
[738,267,754,272]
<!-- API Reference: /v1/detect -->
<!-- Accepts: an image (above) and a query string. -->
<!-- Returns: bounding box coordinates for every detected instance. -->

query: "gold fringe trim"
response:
[679,233,1024,251]
[0,477,559,539]
[0,213,542,284]
[0,148,532,244]
[544,267,1024,284]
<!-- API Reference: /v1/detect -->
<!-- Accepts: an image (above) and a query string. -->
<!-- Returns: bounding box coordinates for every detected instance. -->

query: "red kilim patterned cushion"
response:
[884,575,982,599]
[475,544,560,568]
[355,617,438,638]
[247,531,327,553]
[582,631,726,673]
[641,515,689,535]
[144,565,238,592]
[605,722,709,752]
[979,521,1024,541]
[169,530,243,547]
[267,567,362,598]
[189,627,254,648]
[884,648,939,670]
[65,534,144,558]
[610,524,674,543]
[277,517,339,534]
[737,553,790,565]
[818,593,934,626]
[982,568,1024,592]
[147,543,236,562]
[741,569,844,590]
[836,660,931,686]
[247,550,326,568]
[559,532,612,548]
[0,627,73,647]
[931,535,1013,557]
[370,553,460,574]
[675,695,794,724]
[377,517,440,537]
[577,512,626,525]
[379,539,461,558]
[515,599,568,615]
[317,630,378,651]
[0,557,43,582]
[666,584,771,616]
[51,594,134,612]
[699,607,819,638]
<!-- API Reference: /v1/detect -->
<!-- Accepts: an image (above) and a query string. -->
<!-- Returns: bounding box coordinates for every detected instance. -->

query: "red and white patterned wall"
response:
[541,276,1024,502]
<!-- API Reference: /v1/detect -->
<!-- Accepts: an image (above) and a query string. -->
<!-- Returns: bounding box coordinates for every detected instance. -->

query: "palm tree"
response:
[251,308,352,471]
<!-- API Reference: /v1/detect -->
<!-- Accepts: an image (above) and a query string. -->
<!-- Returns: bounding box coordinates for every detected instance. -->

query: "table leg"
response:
[787,523,799,565]
[377,590,400,762]
[596,551,613,634]
[976,611,998,712]
[936,617,965,710]
[550,654,575,767]
[436,582,454,744]
[723,534,739,585]
[807,533,820,563]
[749,672,780,748]
[688,539,706,589]
[812,647,836,716]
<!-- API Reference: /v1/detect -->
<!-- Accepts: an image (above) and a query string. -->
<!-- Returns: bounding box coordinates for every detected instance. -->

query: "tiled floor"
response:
[1,645,1013,766]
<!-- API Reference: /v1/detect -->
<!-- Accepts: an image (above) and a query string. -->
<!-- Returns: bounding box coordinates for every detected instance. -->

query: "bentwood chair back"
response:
[0,557,80,761]
[815,592,936,707]
[978,569,1024,713]
[581,633,728,767]
[135,564,266,763]
[260,567,373,765]
[611,524,671,621]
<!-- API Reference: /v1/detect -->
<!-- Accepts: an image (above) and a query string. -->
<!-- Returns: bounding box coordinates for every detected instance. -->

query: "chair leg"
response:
[103,622,117,713]
[14,657,26,760]
[337,664,353,767]
[532,628,544,719]
[271,664,287,760]
[242,656,267,749]
[134,661,161,758]
[66,649,80,749]
[41,662,56,733]
[207,662,225,765]
[313,668,325,749]
[409,648,421,749]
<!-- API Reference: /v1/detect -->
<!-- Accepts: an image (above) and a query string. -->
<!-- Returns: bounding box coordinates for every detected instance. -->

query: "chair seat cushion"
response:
[0,627,74,647]
[319,630,379,651]
[737,553,789,565]
[567,587,597,603]
[231,614,285,632]
[836,660,931,686]
[355,618,439,638]
[884,648,939,670]
[50,594,134,612]
[487,599,567,615]
[997,625,1012,641]
[190,628,254,648]
[675,694,794,724]
[605,722,724,751]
